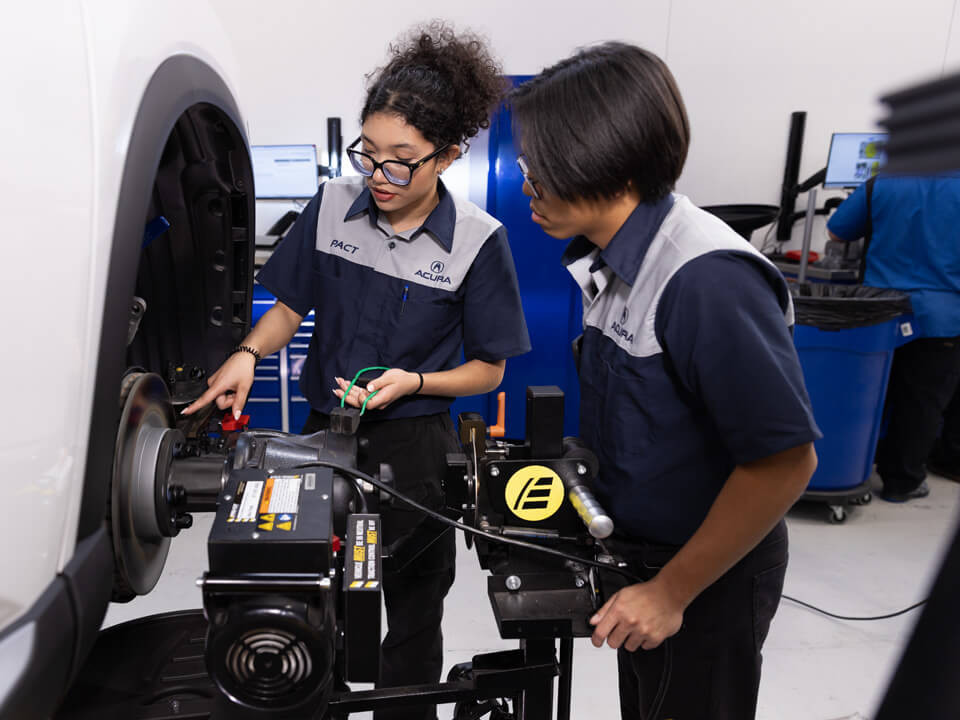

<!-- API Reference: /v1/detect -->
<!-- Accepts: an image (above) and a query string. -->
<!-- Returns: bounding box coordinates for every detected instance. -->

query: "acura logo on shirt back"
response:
[415,259,452,285]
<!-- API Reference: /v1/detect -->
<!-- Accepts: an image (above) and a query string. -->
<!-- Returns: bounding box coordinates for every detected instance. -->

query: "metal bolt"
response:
[169,698,181,713]
[576,463,587,476]
[223,494,232,502]
[489,466,500,478]
[329,569,336,577]
[462,503,469,510]
[322,493,330,500]
[252,532,260,539]
[505,575,522,591]
[174,513,193,530]
[575,576,586,588]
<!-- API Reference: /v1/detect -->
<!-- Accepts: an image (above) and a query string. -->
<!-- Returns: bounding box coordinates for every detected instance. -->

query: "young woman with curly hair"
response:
[185,22,530,719]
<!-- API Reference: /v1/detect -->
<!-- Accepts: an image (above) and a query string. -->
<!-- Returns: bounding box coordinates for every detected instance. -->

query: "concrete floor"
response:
[105,471,960,720]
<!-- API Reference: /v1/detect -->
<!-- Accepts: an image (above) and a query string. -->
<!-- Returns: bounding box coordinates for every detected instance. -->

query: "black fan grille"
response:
[224,627,314,701]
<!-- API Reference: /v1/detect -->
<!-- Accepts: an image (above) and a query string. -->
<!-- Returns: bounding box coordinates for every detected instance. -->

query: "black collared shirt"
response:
[564,195,820,545]
[257,176,531,420]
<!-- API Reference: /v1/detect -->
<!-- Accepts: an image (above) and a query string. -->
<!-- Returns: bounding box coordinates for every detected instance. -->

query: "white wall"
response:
[209,0,960,251]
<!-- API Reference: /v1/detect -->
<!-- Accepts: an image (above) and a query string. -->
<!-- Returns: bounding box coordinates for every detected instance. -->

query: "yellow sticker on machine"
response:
[504,465,565,522]
[345,515,381,592]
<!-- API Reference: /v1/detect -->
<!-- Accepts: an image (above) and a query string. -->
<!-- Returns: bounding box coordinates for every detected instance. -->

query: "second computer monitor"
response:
[824,132,888,189]
[252,145,319,199]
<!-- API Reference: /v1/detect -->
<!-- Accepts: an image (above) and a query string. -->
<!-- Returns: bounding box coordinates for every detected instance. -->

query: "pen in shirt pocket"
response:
[400,284,409,315]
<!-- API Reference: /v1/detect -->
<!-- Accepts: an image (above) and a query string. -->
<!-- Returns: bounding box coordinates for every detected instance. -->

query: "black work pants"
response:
[303,411,458,720]
[876,336,960,493]
[608,520,788,720]
[934,383,960,468]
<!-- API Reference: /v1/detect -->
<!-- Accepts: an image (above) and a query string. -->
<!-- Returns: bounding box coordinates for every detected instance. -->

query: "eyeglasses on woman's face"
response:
[346,137,450,186]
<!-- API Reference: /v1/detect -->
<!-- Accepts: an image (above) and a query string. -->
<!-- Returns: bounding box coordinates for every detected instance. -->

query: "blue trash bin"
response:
[789,284,913,519]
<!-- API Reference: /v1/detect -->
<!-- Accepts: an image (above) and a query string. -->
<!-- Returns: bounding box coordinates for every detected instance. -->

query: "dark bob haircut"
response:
[363,21,507,151]
[509,42,690,203]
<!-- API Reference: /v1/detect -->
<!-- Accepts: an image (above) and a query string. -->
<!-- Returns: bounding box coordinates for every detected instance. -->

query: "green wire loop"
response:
[341,366,390,415]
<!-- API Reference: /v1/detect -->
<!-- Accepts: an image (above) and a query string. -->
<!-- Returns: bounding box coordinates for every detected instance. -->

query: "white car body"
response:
[0,3,252,716]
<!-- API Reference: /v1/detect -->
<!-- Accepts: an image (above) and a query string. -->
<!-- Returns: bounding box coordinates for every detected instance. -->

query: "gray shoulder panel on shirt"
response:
[580,195,793,359]
[312,176,500,292]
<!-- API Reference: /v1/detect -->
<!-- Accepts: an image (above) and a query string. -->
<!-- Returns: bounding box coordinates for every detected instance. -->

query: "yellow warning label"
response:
[278,521,292,531]
[353,546,366,562]
[258,513,275,531]
[260,514,275,522]
[504,465,565,522]
[350,580,364,589]
[366,530,378,545]
[258,521,274,531]
[365,581,379,589]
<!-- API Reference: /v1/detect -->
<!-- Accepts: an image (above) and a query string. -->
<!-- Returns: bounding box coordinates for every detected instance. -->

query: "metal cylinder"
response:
[169,455,228,512]
[798,188,818,285]
[567,485,614,539]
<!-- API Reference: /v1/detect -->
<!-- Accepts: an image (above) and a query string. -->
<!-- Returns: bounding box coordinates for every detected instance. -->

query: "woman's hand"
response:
[182,351,258,419]
[333,369,420,411]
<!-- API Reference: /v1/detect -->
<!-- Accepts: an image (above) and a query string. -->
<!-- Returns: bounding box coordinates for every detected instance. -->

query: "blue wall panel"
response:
[450,77,583,438]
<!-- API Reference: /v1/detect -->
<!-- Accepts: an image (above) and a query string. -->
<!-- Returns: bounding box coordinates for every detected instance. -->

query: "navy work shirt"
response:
[827,173,960,338]
[257,176,531,420]
[565,194,821,546]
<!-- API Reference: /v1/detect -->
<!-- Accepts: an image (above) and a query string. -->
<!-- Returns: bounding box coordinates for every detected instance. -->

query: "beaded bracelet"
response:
[232,345,261,365]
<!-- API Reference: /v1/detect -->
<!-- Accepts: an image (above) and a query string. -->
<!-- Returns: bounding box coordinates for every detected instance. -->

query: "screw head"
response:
[505,575,522,591]
[576,463,587,476]
[489,466,500,477]
[575,576,586,588]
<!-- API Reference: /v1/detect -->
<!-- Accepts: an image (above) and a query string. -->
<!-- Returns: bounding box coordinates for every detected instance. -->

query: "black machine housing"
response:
[61,389,619,720]
[446,386,614,639]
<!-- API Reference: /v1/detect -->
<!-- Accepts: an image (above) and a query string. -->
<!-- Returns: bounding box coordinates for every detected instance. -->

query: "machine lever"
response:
[567,484,614,539]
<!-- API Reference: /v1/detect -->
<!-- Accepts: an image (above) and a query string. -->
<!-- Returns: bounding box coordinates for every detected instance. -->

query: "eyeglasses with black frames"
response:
[346,137,450,187]
[517,155,542,200]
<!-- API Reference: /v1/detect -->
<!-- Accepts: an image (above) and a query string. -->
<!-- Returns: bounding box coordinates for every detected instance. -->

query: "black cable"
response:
[782,594,927,621]
[308,458,672,716]
[306,461,929,625]
[302,460,642,583]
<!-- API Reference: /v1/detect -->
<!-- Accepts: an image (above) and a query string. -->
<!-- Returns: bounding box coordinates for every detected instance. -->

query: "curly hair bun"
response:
[362,21,507,150]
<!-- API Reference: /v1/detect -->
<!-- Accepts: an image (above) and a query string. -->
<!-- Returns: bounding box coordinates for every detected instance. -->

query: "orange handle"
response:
[488,391,506,438]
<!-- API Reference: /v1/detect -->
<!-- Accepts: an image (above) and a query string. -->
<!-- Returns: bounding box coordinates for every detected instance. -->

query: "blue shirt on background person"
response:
[827,173,960,338]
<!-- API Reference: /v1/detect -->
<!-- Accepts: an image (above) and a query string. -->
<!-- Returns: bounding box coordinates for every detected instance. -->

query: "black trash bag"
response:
[789,284,912,330]
[701,204,779,241]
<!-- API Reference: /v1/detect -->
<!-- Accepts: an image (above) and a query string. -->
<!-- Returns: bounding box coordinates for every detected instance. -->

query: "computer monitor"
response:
[823,132,888,189]
[252,145,319,199]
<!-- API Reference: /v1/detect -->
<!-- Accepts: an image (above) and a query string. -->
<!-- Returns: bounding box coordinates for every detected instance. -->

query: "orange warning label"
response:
[259,477,275,515]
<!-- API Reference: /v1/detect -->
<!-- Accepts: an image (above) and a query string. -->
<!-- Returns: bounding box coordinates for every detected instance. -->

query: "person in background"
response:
[510,42,820,719]
[827,172,960,501]
[185,22,531,720]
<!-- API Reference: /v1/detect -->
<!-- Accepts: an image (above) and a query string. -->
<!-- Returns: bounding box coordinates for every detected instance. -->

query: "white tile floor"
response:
[105,472,960,720]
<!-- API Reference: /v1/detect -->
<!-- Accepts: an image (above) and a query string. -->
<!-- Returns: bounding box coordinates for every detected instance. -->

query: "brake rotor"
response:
[110,371,176,600]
